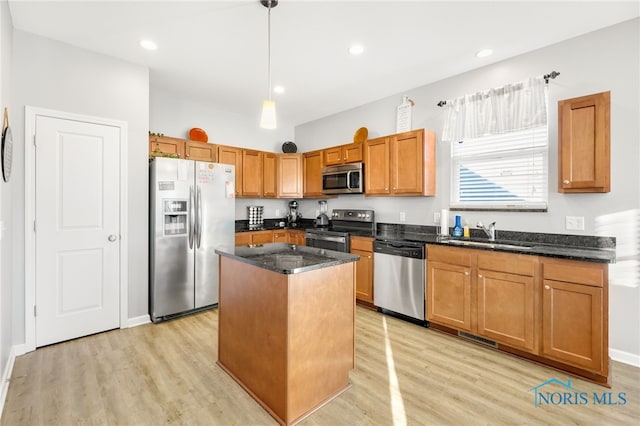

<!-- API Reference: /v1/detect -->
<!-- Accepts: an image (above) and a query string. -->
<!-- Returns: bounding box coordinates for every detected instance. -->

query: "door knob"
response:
[108,234,118,242]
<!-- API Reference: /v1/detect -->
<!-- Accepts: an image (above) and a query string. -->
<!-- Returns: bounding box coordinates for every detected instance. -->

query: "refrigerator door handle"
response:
[196,186,203,248]
[188,185,195,249]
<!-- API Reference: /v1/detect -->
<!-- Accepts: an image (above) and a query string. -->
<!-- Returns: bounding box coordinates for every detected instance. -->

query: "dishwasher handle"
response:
[373,240,425,259]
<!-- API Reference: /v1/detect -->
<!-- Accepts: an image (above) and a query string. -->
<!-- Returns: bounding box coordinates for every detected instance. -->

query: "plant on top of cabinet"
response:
[558,91,610,193]
[149,134,185,159]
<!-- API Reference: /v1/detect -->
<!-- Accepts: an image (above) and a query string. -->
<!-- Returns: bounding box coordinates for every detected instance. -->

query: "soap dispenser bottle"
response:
[453,215,463,238]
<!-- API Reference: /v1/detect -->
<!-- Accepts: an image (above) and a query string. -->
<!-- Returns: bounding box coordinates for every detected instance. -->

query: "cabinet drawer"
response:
[542,259,605,287]
[427,245,472,267]
[477,251,537,276]
[351,236,373,252]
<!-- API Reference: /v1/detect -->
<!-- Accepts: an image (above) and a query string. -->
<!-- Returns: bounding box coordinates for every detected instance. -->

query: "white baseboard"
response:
[610,348,640,368]
[0,344,25,419]
[127,315,151,328]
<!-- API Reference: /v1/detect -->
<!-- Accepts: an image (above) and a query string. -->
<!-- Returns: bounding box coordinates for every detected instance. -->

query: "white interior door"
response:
[35,115,120,347]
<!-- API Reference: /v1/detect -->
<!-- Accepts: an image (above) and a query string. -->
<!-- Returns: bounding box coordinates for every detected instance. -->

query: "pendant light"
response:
[260,0,278,129]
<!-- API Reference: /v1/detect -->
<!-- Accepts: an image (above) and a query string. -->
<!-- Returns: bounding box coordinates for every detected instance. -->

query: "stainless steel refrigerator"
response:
[149,157,235,322]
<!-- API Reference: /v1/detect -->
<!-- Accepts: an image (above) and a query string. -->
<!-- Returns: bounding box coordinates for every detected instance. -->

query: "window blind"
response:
[450,126,548,210]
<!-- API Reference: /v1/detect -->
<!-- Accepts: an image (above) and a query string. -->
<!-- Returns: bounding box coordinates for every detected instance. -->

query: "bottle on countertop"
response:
[463,220,470,238]
[453,215,463,238]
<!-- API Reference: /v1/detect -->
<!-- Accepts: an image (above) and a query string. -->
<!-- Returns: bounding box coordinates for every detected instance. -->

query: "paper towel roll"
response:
[440,209,449,236]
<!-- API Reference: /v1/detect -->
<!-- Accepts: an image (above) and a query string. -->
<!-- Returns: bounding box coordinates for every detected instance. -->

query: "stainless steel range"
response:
[305,209,375,252]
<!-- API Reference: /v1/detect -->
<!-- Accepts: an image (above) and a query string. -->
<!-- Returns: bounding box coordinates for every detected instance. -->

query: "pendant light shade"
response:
[260,99,277,129]
[260,0,278,129]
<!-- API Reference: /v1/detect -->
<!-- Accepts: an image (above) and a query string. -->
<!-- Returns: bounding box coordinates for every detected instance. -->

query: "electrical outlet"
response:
[565,216,585,231]
[275,209,281,217]
[400,212,406,222]
[433,212,441,224]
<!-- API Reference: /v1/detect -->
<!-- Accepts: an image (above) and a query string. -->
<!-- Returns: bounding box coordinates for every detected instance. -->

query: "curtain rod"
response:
[436,71,560,107]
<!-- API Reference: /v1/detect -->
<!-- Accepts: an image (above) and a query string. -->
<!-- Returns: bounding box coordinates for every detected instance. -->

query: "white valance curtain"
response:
[441,76,548,142]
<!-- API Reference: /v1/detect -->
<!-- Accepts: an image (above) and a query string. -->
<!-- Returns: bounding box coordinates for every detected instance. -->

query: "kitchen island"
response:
[215,243,359,425]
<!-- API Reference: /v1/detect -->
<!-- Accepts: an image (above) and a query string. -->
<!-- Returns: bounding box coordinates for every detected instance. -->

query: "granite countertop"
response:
[374,224,616,264]
[216,243,359,274]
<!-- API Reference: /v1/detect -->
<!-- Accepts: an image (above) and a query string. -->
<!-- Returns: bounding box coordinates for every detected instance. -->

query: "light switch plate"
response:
[565,216,585,231]
[433,211,441,224]
[400,212,406,222]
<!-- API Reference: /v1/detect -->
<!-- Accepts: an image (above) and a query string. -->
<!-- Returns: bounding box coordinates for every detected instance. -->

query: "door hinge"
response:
[34,305,37,317]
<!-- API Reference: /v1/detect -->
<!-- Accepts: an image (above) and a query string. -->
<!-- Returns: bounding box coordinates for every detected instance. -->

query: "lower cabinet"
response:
[287,230,306,246]
[350,236,374,304]
[541,258,607,376]
[426,244,609,383]
[235,230,273,246]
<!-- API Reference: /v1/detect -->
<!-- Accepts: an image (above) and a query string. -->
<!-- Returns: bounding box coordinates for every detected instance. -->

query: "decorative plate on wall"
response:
[353,127,368,143]
[282,141,297,153]
[189,128,208,142]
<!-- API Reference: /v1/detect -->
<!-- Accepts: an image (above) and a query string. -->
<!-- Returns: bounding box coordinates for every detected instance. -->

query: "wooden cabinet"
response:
[427,245,537,353]
[185,141,216,162]
[262,152,277,198]
[235,230,274,246]
[149,135,185,159]
[558,91,610,193]
[277,154,303,198]
[350,237,374,304]
[242,149,263,197]
[365,129,436,196]
[287,230,306,246]
[541,258,607,375]
[273,230,288,243]
[303,150,327,198]
[323,143,363,166]
[218,145,243,197]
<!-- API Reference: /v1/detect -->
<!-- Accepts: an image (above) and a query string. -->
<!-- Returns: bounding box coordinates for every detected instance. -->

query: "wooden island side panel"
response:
[218,257,355,426]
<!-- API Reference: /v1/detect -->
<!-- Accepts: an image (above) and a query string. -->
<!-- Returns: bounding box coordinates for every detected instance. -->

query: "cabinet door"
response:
[343,143,363,163]
[303,150,325,197]
[390,130,424,194]
[352,248,373,303]
[235,232,251,246]
[251,230,274,245]
[273,230,287,243]
[558,91,610,193]
[476,270,536,352]
[242,149,263,197]
[288,230,306,246]
[262,152,277,198]
[217,145,242,197]
[323,147,344,166]
[364,137,390,195]
[542,279,603,372]
[427,261,473,332]
[277,154,303,198]
[149,136,185,159]
[185,141,216,162]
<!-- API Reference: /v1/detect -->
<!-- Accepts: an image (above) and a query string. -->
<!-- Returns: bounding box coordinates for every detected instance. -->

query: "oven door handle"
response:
[305,234,347,243]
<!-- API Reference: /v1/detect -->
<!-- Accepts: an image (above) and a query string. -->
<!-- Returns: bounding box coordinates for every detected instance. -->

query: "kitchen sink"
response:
[443,239,534,250]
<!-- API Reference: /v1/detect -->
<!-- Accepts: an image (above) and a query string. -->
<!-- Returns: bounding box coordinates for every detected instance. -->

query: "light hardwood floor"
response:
[2,306,639,425]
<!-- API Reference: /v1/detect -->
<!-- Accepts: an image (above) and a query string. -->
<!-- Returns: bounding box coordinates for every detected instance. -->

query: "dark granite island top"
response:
[215,243,359,274]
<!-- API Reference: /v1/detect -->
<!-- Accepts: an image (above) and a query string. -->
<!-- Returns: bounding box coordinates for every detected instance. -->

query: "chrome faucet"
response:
[477,221,496,241]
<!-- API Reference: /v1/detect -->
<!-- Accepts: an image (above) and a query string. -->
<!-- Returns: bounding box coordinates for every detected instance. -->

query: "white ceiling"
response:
[8,1,640,127]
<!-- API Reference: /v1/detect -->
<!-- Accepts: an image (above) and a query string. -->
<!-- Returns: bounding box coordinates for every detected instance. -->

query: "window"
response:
[450,125,548,210]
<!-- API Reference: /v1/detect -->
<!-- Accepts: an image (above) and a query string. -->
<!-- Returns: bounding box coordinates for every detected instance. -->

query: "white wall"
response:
[10,31,150,345]
[150,87,296,220]
[295,19,640,362]
[0,0,12,383]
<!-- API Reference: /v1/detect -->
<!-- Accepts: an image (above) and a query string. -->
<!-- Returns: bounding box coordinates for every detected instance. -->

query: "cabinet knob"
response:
[563,179,570,185]
[478,274,483,278]
[464,272,470,276]
[545,285,551,290]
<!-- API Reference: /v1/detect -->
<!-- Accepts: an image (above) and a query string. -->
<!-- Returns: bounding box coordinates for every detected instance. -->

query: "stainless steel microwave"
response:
[322,163,364,194]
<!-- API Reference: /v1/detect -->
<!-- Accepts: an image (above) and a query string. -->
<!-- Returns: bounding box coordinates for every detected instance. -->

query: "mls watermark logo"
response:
[529,378,627,408]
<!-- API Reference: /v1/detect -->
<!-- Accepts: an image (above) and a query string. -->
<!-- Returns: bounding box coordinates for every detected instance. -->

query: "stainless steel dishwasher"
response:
[373,240,426,321]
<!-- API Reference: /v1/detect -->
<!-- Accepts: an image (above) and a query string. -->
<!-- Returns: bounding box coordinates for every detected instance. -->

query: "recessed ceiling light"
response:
[476,48,493,58]
[273,85,285,94]
[349,44,364,56]
[140,40,158,51]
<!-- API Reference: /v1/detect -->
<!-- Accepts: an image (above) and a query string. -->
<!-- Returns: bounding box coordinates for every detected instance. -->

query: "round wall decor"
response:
[282,141,297,153]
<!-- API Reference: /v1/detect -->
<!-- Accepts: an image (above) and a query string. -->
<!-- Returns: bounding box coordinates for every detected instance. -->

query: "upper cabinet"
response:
[303,150,328,198]
[262,152,277,198]
[558,91,610,193]
[323,142,363,166]
[277,154,303,198]
[217,145,243,197]
[242,149,264,197]
[149,135,186,159]
[365,129,436,196]
[185,141,216,162]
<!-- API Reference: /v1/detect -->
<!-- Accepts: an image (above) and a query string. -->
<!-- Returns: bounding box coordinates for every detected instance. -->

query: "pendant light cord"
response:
[267,0,272,101]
